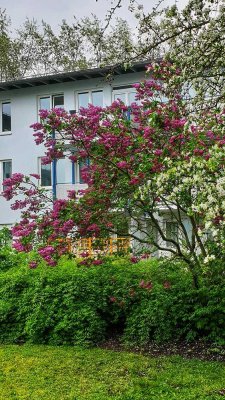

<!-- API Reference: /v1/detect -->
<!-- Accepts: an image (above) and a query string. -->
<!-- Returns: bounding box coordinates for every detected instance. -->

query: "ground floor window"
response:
[0,160,12,191]
[39,158,51,187]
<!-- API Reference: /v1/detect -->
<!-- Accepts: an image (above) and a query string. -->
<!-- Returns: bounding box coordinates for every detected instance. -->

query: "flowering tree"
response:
[3,62,225,287]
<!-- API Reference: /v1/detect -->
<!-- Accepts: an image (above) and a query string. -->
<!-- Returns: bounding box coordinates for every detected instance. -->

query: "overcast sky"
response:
[1,0,188,32]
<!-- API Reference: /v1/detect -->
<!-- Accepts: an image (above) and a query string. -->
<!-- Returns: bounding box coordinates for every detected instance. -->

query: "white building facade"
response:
[0,63,147,227]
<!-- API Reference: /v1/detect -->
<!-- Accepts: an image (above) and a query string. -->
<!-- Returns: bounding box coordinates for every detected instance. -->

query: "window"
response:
[78,158,90,184]
[1,102,11,132]
[39,94,64,111]
[145,219,158,243]
[92,91,103,107]
[0,160,12,191]
[166,221,179,244]
[52,94,64,108]
[112,86,139,106]
[39,97,51,111]
[77,90,103,110]
[39,158,51,187]
[57,158,72,184]
[71,158,90,184]
[78,92,89,109]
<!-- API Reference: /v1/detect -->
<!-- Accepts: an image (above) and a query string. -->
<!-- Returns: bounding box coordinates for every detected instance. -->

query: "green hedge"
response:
[0,254,224,346]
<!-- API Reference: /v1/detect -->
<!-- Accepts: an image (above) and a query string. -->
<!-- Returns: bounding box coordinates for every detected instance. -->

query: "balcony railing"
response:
[66,237,131,256]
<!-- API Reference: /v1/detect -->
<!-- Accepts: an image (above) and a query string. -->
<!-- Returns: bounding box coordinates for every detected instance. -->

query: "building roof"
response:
[0,61,148,92]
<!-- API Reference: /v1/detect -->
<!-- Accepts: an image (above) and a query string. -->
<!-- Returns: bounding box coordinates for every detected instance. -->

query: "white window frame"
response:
[38,157,52,189]
[37,93,64,120]
[0,100,12,135]
[0,159,12,192]
[75,88,104,111]
[72,161,84,184]
[112,85,139,106]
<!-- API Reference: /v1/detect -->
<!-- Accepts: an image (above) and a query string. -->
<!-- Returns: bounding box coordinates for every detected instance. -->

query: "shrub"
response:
[0,245,26,271]
[0,255,224,346]
[0,227,11,247]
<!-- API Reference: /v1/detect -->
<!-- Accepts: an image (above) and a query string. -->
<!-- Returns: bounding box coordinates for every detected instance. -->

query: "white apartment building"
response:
[0,62,147,228]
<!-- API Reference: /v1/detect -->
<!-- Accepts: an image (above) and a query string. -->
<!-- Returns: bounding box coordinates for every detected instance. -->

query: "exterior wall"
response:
[0,71,145,226]
[130,212,193,257]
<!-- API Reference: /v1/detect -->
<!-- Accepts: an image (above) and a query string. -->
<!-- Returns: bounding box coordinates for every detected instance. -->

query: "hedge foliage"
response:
[0,252,224,346]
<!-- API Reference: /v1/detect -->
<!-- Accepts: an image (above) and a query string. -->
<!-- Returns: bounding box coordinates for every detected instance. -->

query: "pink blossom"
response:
[193,148,204,156]
[139,280,153,290]
[80,251,89,258]
[92,259,103,265]
[129,177,140,185]
[87,224,100,233]
[130,256,139,263]
[154,149,163,156]
[79,259,89,266]
[117,161,128,169]
[67,190,77,199]
[29,261,38,269]
[109,296,117,303]
[163,280,171,289]
[69,155,78,162]
[3,173,24,187]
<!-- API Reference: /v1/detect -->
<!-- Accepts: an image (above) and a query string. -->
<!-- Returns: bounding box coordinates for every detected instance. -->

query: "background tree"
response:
[132,0,225,110]
[0,5,135,79]
[0,9,20,80]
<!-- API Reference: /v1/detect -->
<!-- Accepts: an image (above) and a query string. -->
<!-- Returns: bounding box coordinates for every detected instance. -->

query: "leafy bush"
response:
[0,246,26,272]
[0,255,224,346]
[0,227,12,247]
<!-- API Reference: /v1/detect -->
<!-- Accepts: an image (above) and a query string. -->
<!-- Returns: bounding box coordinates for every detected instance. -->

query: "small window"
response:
[114,93,126,103]
[39,94,64,111]
[53,94,64,108]
[166,221,179,244]
[129,91,137,104]
[77,90,103,111]
[113,86,139,106]
[57,158,71,184]
[78,158,90,184]
[78,92,89,109]
[39,97,51,111]
[145,219,158,242]
[39,158,51,187]
[2,102,11,132]
[92,91,103,107]
[1,160,12,191]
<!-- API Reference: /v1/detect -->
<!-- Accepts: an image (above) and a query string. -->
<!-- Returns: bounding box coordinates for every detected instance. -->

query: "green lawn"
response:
[0,345,224,400]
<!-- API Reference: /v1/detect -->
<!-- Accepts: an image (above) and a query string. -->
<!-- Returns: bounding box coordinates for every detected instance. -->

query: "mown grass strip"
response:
[0,345,224,399]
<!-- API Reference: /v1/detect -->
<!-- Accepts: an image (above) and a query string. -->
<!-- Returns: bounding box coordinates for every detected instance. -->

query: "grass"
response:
[0,345,224,399]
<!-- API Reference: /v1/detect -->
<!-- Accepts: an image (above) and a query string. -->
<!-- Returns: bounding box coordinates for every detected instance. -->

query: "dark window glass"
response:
[53,95,64,108]
[2,102,11,132]
[2,160,12,190]
[41,161,51,187]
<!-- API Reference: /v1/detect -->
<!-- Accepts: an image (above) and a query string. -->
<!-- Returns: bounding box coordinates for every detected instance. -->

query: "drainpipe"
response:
[127,106,131,121]
[71,160,75,184]
[52,129,57,200]
[69,111,77,186]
